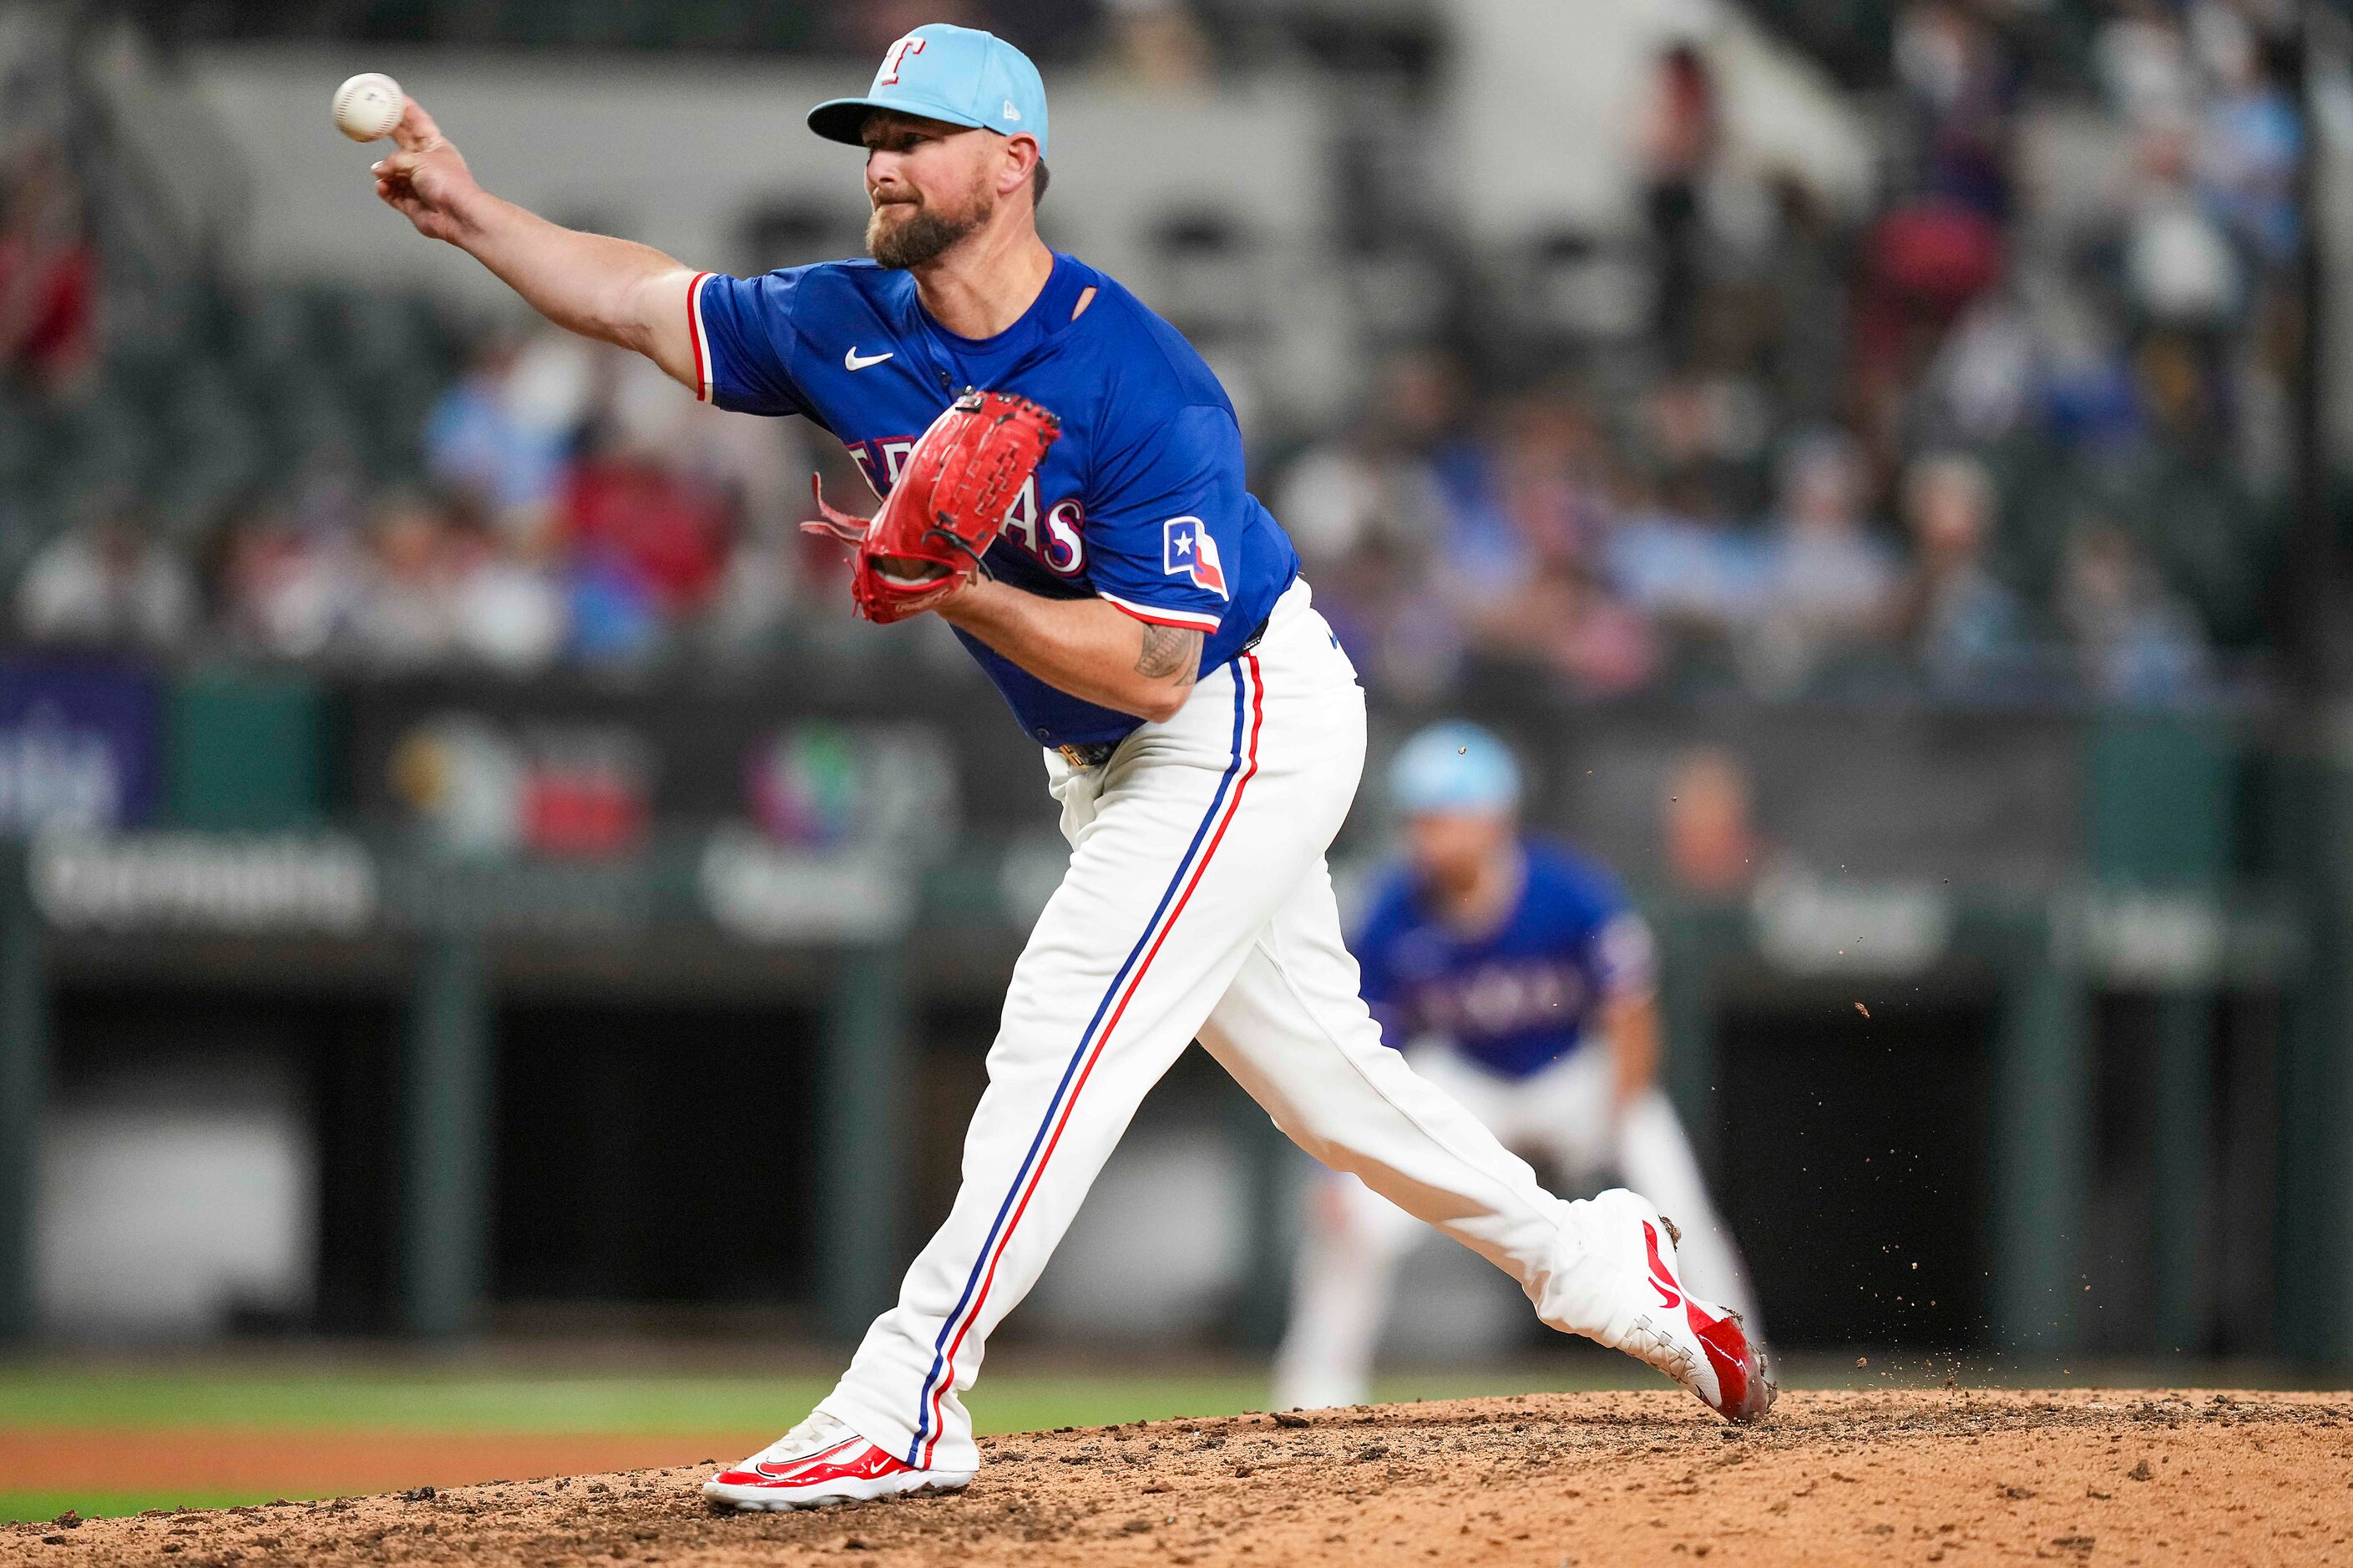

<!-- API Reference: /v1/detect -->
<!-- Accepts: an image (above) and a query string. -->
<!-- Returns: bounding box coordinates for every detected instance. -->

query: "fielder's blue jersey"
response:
[690,252,1300,747]
[1354,840,1657,1081]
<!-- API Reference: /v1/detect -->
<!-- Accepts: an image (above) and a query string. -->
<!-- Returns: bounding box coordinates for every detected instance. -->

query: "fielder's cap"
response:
[808,24,1050,158]
[1389,722,1523,817]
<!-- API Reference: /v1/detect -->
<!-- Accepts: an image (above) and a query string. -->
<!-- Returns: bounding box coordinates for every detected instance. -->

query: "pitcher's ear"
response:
[1001,132,1043,198]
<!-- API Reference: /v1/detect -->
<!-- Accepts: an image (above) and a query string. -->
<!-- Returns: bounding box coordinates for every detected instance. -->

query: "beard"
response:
[867,195,990,270]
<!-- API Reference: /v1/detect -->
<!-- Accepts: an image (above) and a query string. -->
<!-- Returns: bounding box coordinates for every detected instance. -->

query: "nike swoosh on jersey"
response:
[845,347,895,371]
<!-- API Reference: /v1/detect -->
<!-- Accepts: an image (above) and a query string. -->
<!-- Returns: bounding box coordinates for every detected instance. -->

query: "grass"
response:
[0,1362,1635,1436]
[0,1368,848,1434]
[0,1361,1625,1524]
[3,1492,266,1528]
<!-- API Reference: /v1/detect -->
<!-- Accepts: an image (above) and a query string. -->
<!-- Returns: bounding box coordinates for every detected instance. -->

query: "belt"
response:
[1052,610,1277,772]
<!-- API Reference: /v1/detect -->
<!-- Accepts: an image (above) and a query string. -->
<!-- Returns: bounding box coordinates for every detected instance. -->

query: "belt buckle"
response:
[1056,741,1115,771]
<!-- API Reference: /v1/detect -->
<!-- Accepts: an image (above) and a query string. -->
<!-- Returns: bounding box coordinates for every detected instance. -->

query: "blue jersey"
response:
[1354,840,1657,1081]
[690,253,1300,747]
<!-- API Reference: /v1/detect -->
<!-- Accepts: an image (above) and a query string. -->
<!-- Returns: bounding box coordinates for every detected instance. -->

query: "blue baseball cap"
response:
[1389,722,1523,817]
[809,24,1050,159]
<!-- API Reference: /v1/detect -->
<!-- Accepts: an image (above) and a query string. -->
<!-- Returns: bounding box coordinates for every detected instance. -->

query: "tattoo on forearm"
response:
[1133,625,1202,685]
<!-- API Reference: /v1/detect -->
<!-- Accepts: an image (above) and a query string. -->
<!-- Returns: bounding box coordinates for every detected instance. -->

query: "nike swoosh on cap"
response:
[846,347,894,371]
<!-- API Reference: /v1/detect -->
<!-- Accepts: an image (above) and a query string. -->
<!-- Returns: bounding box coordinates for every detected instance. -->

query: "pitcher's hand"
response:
[371,98,480,244]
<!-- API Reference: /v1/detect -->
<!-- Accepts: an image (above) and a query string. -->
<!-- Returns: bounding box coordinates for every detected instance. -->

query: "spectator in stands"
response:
[217,497,364,661]
[1276,351,1471,695]
[607,352,805,545]
[0,144,97,397]
[547,420,702,667]
[1633,372,1767,524]
[1313,531,1466,701]
[1639,41,1721,367]
[1491,393,1611,569]
[1511,559,1660,698]
[2123,121,2244,331]
[1853,3,2018,458]
[1451,392,1656,694]
[444,493,565,674]
[2113,120,2242,457]
[561,550,662,668]
[2037,291,2148,453]
[1278,350,1463,569]
[2057,516,2211,701]
[2096,0,2199,132]
[2194,8,2300,274]
[17,492,195,650]
[1605,468,1764,671]
[1888,453,2025,692]
[706,515,806,664]
[225,453,371,658]
[555,418,731,619]
[348,492,455,669]
[1443,391,1608,596]
[1892,0,2019,224]
[423,329,595,539]
[1916,286,2040,447]
[2195,7,2302,487]
[708,435,891,660]
[1743,429,1900,695]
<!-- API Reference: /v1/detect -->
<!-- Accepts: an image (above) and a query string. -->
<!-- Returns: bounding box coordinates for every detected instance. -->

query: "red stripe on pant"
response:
[913,653,1268,1468]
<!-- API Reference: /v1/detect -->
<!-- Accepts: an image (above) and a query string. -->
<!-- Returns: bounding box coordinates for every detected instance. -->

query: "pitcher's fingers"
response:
[372,150,421,181]
[390,96,444,152]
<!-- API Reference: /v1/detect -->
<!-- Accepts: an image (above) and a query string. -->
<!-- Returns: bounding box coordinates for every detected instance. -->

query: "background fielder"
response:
[368,20,1771,1510]
[1276,721,1760,1412]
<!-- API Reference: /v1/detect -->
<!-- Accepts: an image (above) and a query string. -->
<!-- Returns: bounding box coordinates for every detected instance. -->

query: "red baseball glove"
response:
[802,389,1062,624]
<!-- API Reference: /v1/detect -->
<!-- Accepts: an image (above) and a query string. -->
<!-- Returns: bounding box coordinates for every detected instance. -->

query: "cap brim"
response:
[807,95,988,147]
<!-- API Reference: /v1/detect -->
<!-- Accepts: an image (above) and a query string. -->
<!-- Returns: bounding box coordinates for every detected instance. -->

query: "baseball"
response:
[331,72,404,142]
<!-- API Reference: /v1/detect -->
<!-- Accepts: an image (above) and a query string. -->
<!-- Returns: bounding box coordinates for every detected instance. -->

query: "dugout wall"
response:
[0,683,2340,1363]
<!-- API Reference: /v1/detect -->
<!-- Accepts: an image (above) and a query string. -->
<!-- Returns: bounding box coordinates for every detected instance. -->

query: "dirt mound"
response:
[9,1389,2349,1565]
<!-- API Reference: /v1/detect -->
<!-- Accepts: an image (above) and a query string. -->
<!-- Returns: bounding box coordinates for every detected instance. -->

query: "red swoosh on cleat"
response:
[735,1437,910,1488]
[1641,1221,1681,1309]
[1642,1216,1767,1422]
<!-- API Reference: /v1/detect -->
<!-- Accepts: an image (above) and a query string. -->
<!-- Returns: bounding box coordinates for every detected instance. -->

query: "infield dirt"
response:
[8,1388,2350,1565]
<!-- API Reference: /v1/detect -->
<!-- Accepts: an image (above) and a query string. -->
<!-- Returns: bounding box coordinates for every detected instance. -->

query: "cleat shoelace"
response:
[1622,1318,1696,1383]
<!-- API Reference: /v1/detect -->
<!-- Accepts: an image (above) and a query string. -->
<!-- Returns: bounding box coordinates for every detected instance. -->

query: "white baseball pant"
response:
[1273,1041,1760,1412]
[817,580,1621,1474]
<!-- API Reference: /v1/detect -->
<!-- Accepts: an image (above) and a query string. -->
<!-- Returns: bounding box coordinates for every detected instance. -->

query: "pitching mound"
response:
[9,1389,2349,1565]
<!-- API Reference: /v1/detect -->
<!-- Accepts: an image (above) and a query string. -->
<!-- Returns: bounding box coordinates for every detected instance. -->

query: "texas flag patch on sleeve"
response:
[1162,515,1228,599]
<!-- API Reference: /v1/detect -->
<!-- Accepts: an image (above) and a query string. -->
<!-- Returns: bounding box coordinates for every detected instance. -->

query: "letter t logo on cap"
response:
[879,35,925,84]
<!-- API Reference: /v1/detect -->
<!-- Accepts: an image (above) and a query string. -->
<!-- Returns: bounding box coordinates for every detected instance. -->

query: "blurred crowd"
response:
[1286,0,2299,704]
[5,0,2310,703]
[10,286,889,673]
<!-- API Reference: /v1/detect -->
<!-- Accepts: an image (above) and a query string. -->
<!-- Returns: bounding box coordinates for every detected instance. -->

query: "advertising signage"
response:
[0,658,160,834]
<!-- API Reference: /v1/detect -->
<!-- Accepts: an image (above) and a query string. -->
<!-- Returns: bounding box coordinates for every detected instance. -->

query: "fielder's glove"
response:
[802,388,1062,624]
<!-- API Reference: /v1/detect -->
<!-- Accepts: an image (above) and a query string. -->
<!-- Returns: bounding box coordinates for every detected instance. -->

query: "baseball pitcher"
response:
[1276,722,1761,1412]
[367,22,1774,1511]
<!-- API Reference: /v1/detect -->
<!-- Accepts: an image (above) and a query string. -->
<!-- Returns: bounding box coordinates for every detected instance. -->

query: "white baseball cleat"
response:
[1564,1187,1776,1424]
[702,1412,974,1511]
